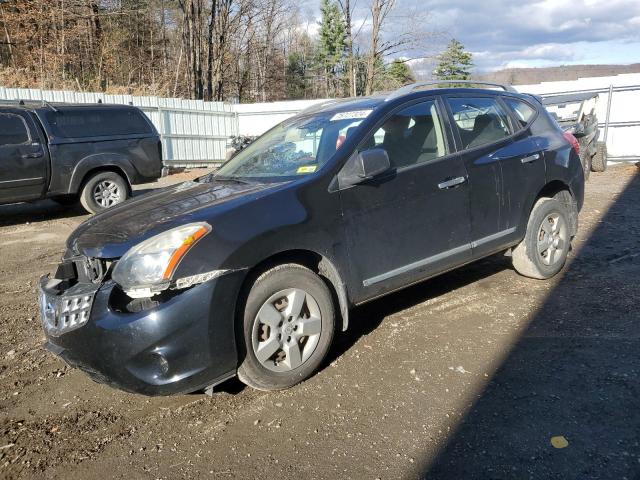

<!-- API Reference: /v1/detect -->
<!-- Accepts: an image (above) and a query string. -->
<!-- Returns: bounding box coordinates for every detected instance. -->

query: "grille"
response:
[39,279,98,337]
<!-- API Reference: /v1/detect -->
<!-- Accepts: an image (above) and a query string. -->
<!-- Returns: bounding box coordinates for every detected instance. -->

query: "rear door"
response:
[337,97,472,301]
[444,94,544,258]
[0,108,47,203]
[499,96,547,237]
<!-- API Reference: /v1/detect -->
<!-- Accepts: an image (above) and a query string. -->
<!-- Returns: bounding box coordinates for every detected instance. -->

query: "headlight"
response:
[112,222,211,297]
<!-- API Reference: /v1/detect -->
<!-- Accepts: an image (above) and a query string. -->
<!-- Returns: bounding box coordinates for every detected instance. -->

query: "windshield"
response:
[216,110,372,179]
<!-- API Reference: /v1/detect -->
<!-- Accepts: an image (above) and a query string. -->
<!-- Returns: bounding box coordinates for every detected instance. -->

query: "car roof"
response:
[302,86,533,117]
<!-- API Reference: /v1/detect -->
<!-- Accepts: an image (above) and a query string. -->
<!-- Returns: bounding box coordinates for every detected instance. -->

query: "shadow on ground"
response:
[420,171,640,479]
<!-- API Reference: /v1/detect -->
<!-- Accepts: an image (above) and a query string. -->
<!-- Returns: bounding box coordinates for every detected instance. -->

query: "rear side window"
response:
[447,97,512,150]
[44,108,152,139]
[504,98,537,128]
[0,113,29,146]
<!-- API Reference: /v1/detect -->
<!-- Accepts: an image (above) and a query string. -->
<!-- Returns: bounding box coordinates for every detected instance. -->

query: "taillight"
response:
[563,132,580,155]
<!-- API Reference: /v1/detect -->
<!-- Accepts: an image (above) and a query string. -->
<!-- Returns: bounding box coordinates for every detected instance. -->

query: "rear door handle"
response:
[521,153,541,164]
[438,176,467,190]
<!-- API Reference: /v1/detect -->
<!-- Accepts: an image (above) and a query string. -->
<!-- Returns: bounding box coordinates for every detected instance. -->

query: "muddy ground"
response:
[0,165,639,479]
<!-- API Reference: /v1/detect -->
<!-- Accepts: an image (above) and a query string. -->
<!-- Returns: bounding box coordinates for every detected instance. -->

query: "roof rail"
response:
[386,80,517,101]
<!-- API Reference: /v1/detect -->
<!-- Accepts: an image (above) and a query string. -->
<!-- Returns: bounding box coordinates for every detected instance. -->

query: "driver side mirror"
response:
[338,148,391,188]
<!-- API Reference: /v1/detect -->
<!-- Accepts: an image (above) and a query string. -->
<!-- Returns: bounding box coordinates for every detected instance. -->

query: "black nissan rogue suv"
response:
[39,82,584,395]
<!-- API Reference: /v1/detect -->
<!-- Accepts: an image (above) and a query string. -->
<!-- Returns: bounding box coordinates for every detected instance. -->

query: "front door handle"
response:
[438,176,467,190]
[521,153,541,164]
[21,152,43,159]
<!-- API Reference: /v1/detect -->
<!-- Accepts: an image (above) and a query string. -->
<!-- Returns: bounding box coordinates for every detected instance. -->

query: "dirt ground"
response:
[0,165,639,480]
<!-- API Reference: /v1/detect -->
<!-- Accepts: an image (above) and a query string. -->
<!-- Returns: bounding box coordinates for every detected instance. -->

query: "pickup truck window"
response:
[0,113,29,146]
[43,108,152,139]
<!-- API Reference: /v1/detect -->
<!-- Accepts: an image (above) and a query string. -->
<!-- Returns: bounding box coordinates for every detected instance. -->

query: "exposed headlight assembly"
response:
[112,222,215,298]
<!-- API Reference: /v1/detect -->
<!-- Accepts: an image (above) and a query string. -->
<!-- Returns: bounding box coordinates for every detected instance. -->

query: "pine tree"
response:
[385,59,415,88]
[433,39,473,81]
[315,0,346,96]
[286,52,309,99]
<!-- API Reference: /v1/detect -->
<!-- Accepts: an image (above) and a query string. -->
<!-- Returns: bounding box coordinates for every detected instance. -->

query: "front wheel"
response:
[79,171,129,214]
[512,198,571,279]
[237,264,335,391]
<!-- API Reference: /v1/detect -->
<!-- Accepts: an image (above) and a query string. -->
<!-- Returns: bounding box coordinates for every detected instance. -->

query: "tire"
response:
[579,150,591,181]
[237,264,335,391]
[512,197,571,280]
[591,141,608,172]
[79,171,129,214]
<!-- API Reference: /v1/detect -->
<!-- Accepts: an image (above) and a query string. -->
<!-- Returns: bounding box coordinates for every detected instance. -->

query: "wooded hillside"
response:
[0,0,427,102]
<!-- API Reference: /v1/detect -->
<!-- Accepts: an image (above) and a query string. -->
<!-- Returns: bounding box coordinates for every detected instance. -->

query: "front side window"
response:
[217,110,371,179]
[447,97,512,149]
[361,100,447,169]
[504,98,537,129]
[0,113,29,146]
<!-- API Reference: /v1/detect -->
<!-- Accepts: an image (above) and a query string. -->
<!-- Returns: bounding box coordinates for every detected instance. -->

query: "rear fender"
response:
[68,153,137,194]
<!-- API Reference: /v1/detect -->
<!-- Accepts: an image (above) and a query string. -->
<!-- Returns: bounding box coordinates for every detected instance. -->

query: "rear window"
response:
[504,98,537,128]
[44,108,152,139]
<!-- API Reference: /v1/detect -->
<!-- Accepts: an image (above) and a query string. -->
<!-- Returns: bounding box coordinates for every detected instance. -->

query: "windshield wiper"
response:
[214,175,252,184]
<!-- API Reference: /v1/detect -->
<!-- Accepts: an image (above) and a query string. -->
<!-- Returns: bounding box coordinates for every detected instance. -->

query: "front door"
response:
[337,98,472,302]
[0,109,47,203]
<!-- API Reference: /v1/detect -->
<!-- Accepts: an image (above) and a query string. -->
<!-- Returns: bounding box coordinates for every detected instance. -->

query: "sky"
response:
[298,0,640,73]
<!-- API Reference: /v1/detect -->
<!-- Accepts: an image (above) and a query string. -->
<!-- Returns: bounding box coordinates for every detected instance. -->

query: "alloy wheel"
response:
[537,212,568,266]
[251,288,322,372]
[93,180,123,208]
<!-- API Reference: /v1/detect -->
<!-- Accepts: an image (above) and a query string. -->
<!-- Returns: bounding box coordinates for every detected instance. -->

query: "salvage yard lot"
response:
[1,165,639,479]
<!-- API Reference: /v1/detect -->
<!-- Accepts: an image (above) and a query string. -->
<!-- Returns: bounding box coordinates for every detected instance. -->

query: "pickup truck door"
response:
[0,109,47,203]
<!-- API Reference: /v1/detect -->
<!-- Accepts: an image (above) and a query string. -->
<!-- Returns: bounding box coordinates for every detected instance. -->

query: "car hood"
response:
[68,176,282,259]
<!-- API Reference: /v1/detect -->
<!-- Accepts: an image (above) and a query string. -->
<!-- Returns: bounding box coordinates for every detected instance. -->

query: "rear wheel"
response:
[237,264,335,391]
[79,171,129,214]
[512,198,571,279]
[591,141,608,172]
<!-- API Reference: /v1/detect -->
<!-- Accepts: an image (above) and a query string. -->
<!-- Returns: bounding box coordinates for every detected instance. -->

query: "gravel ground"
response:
[0,165,638,480]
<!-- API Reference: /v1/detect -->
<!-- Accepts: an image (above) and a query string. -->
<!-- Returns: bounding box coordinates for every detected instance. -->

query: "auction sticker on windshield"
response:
[330,110,372,121]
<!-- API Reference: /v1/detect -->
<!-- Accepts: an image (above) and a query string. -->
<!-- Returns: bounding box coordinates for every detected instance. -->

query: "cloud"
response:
[298,0,640,71]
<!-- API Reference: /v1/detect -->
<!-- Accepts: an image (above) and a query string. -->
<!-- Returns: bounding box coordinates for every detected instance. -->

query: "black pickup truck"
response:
[0,102,164,213]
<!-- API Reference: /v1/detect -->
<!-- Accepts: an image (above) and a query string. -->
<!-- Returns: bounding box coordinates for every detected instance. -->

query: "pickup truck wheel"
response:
[237,264,335,391]
[80,171,129,214]
[591,141,608,172]
[512,198,571,280]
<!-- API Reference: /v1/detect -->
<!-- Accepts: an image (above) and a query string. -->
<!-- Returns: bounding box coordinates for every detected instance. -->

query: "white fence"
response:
[0,87,238,167]
[3,74,638,167]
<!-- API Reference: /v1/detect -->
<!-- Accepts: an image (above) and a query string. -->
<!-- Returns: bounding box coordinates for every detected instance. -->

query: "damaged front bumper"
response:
[38,262,245,396]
